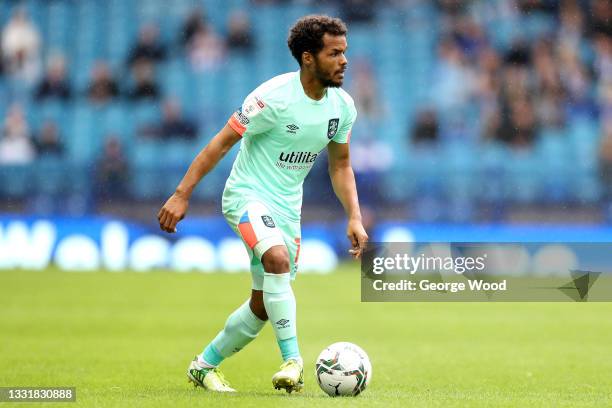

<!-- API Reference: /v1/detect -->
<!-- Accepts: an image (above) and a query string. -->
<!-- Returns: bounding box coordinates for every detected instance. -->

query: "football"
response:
[315,342,372,396]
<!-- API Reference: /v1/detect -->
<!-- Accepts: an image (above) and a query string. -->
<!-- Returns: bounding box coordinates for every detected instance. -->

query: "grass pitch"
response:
[1,266,611,407]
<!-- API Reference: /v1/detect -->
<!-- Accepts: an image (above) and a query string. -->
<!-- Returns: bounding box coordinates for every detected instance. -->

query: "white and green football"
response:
[315,342,372,397]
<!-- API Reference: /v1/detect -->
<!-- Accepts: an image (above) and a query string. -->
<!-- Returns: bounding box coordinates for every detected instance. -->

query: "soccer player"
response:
[157,15,368,393]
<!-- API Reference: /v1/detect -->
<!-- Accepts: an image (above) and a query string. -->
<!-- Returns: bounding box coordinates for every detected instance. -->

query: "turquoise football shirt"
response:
[223,71,357,221]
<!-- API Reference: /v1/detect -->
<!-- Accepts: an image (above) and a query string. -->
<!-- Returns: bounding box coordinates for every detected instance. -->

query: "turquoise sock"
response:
[263,272,301,361]
[200,300,266,366]
[278,337,300,361]
[202,343,224,367]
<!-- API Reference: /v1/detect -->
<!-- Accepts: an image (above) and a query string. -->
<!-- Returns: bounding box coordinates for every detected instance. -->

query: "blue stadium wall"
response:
[1,216,612,273]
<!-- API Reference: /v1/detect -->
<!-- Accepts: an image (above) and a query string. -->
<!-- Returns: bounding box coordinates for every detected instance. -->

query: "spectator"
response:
[411,109,440,144]
[516,0,557,14]
[599,81,612,126]
[558,0,585,50]
[188,27,225,72]
[475,46,501,118]
[350,134,393,205]
[599,120,612,200]
[532,39,566,128]
[558,45,593,117]
[226,11,254,52]
[96,136,129,200]
[127,24,167,68]
[534,86,566,129]
[436,0,467,17]
[504,38,531,67]
[159,99,198,139]
[449,15,487,59]
[592,32,612,86]
[1,8,41,83]
[338,0,378,24]
[141,99,198,140]
[87,62,120,104]
[483,60,540,147]
[180,7,208,48]
[127,61,160,100]
[33,121,64,157]
[431,37,477,111]
[498,97,539,147]
[587,0,612,38]
[0,104,35,165]
[253,0,291,4]
[35,54,71,101]
[351,60,382,120]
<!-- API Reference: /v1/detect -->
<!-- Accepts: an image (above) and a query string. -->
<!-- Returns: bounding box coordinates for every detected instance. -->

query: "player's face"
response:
[312,34,348,88]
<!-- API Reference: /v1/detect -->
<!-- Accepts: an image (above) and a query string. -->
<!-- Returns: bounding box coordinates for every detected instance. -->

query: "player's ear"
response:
[302,51,313,67]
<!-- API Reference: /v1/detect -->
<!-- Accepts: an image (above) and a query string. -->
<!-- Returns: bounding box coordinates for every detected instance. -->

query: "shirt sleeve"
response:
[227,94,276,137]
[331,101,357,144]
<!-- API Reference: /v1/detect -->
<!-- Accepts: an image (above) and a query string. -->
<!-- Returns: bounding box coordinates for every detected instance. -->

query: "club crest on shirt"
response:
[261,215,275,228]
[327,118,339,139]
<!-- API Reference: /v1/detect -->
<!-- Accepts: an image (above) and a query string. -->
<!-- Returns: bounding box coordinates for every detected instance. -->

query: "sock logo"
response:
[261,215,275,228]
[275,319,290,329]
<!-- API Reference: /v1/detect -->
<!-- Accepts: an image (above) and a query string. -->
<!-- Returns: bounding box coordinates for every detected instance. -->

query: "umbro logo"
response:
[286,124,299,134]
[276,318,290,328]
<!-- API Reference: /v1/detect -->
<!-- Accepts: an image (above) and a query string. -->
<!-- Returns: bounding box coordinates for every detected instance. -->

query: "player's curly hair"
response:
[287,15,347,66]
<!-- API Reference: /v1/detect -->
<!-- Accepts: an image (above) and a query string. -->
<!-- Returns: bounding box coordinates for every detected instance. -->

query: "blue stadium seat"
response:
[440,142,478,199]
[101,103,134,153]
[0,165,34,198]
[33,156,68,195]
[131,141,162,167]
[160,59,189,101]
[132,102,161,129]
[477,143,510,203]
[161,140,194,167]
[131,166,166,200]
[534,132,574,203]
[130,140,166,199]
[67,105,103,163]
[504,150,542,203]
[45,0,72,53]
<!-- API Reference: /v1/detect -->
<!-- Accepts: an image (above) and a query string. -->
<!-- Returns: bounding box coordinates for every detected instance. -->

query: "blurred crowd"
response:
[0,4,255,199]
[0,0,611,218]
[409,0,610,148]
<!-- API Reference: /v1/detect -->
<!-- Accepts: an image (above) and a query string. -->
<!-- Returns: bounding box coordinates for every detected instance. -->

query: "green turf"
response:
[1,266,611,407]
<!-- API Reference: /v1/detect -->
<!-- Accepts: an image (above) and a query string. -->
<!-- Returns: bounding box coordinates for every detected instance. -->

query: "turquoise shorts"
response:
[222,199,301,290]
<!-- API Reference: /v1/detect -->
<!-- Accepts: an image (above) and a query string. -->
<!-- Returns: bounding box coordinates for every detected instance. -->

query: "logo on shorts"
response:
[261,215,275,228]
[327,118,339,139]
[276,319,290,329]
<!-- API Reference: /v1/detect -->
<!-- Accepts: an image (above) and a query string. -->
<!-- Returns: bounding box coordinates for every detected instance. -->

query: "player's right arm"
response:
[157,123,241,233]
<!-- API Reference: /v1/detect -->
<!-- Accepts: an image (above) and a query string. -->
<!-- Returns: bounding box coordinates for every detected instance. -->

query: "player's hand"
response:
[157,192,189,233]
[347,218,368,259]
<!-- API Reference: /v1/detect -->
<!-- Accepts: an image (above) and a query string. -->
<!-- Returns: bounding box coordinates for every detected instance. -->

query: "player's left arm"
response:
[327,140,368,259]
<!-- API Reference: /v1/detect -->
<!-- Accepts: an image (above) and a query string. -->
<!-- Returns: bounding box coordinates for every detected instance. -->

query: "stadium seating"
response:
[0,0,605,216]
